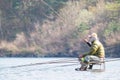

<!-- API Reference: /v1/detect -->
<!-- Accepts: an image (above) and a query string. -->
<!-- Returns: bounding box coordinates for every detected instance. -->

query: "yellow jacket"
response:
[85,40,105,58]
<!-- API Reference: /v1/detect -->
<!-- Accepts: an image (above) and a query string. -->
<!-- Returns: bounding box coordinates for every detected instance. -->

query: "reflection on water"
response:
[0,58,120,80]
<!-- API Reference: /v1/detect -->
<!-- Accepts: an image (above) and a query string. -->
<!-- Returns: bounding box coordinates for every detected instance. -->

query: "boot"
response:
[79,66,87,71]
[75,66,87,71]
[88,64,93,69]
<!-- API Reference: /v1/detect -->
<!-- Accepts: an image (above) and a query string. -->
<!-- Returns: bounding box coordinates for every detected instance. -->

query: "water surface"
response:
[0,58,120,80]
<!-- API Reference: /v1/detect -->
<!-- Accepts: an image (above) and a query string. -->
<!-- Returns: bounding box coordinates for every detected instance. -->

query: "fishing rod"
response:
[11,60,77,68]
[0,58,78,69]
[1,58,119,70]
[24,63,79,72]
[17,58,120,72]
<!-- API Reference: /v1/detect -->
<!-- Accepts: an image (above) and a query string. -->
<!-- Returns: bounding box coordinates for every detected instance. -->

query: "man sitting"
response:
[78,33,105,71]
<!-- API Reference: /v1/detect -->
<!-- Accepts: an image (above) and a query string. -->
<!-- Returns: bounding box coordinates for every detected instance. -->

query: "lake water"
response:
[0,58,120,80]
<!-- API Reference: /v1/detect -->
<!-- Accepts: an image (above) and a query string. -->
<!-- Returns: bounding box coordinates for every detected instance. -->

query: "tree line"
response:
[0,0,120,57]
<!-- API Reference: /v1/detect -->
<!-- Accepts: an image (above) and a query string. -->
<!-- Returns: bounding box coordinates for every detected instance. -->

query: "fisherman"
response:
[77,33,105,71]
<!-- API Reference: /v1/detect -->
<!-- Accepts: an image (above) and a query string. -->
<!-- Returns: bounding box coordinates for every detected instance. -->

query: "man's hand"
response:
[84,39,88,43]
[79,54,83,58]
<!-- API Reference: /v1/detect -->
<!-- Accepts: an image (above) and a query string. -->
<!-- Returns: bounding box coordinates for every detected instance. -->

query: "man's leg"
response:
[76,57,88,71]
[80,61,88,71]
[88,64,93,69]
[84,55,100,69]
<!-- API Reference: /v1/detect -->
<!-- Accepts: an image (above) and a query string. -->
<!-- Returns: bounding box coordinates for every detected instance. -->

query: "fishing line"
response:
[41,0,65,22]
[0,63,79,75]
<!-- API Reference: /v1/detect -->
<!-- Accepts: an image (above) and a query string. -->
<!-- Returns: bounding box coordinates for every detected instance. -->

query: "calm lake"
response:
[0,58,120,80]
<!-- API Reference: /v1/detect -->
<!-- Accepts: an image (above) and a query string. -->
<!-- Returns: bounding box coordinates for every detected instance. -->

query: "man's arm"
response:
[86,42,91,47]
[82,44,98,57]
[84,39,91,47]
[87,44,98,55]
